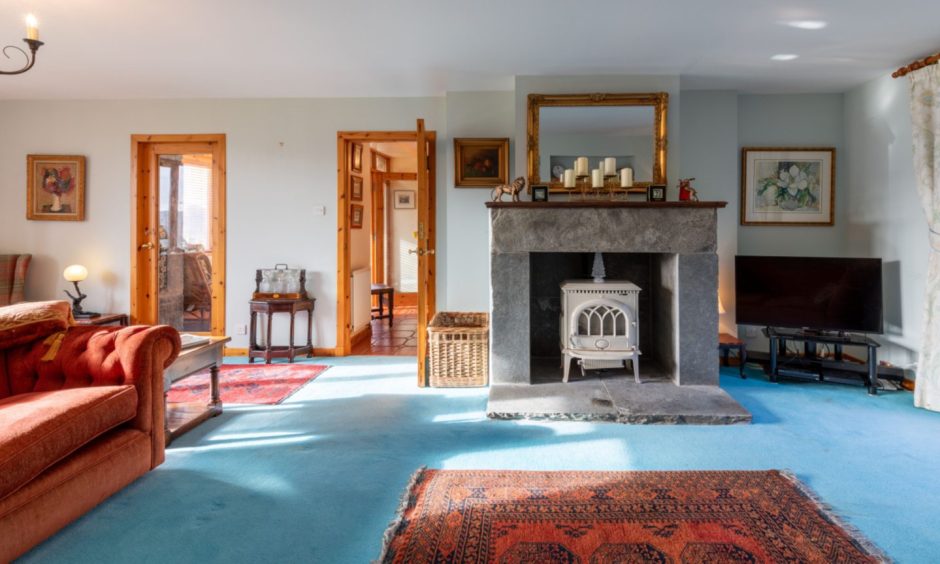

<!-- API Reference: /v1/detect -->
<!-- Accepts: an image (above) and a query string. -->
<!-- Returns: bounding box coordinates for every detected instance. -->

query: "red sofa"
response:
[0,322,180,561]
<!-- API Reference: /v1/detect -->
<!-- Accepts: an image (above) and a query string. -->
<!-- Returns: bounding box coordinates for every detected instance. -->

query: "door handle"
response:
[138,242,154,251]
[408,248,436,256]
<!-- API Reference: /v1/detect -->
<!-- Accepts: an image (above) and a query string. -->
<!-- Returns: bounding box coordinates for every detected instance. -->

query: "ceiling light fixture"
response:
[786,20,828,30]
[771,54,799,61]
[1,14,44,76]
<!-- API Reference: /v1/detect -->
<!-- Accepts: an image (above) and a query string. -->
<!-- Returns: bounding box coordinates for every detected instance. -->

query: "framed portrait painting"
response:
[454,138,509,187]
[26,154,86,221]
[350,174,363,201]
[741,147,835,226]
[350,204,364,229]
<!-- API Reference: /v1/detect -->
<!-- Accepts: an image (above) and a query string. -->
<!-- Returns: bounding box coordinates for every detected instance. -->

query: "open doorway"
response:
[350,142,420,356]
[336,121,436,386]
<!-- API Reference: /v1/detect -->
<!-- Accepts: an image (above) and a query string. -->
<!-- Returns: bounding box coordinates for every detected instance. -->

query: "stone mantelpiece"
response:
[489,202,726,388]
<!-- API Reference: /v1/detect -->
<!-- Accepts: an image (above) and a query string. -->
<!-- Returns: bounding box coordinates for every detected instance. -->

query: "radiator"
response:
[352,268,372,333]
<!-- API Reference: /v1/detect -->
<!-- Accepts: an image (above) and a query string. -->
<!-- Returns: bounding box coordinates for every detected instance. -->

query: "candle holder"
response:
[576,175,590,200]
[0,38,44,76]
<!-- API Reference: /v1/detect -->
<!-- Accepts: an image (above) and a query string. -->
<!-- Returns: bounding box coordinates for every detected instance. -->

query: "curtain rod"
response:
[892,52,940,78]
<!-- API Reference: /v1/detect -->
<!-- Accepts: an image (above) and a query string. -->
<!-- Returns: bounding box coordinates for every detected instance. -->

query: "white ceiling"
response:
[1,0,938,100]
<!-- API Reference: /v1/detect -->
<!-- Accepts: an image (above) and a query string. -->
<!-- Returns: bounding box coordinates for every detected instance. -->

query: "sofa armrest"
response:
[109,326,181,467]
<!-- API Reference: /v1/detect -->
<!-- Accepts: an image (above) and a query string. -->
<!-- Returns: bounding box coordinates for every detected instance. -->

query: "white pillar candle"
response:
[620,167,634,188]
[563,168,576,188]
[25,14,39,41]
[575,157,589,177]
[591,168,604,188]
[604,157,617,176]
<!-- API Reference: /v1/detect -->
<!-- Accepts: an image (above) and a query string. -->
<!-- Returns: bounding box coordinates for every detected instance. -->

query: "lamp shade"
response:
[63,264,88,282]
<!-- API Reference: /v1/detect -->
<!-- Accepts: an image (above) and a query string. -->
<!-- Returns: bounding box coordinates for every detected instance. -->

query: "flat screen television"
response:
[735,256,883,334]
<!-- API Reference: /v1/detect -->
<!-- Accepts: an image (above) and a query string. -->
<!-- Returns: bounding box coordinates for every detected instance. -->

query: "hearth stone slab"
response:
[487,368,751,425]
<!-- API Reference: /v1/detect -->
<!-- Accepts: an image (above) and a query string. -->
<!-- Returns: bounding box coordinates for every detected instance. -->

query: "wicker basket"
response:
[428,312,489,387]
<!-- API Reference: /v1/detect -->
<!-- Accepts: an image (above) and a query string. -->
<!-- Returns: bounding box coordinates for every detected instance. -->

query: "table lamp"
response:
[63,264,99,318]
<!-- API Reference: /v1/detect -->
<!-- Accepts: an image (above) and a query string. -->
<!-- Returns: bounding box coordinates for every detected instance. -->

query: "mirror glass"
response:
[538,105,655,184]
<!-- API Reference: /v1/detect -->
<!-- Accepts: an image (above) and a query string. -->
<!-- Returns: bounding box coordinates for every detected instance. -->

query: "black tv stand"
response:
[763,327,881,394]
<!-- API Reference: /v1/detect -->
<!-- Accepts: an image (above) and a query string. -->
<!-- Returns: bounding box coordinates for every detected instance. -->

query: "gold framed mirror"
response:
[526,92,668,192]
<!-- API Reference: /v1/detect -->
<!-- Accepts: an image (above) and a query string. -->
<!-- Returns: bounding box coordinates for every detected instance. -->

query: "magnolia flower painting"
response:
[741,148,835,226]
[26,155,86,221]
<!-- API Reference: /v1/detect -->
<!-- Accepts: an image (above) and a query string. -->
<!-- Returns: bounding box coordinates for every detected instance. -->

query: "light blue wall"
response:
[679,91,739,334]
[737,94,847,256]
[844,75,925,369]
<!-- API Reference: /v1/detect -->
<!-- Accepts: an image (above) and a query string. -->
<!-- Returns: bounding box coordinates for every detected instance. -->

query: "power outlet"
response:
[235,324,247,335]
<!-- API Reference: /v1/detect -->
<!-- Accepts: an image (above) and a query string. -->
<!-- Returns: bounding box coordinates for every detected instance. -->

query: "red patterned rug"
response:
[166,364,327,405]
[379,469,887,563]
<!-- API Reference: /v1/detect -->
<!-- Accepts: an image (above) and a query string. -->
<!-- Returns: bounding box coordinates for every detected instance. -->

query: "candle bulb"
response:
[25,14,39,41]
[563,168,576,188]
[620,167,634,188]
[575,157,588,177]
[591,168,604,188]
[604,157,617,176]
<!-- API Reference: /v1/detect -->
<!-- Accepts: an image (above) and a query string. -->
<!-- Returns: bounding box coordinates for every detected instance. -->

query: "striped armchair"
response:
[0,254,31,307]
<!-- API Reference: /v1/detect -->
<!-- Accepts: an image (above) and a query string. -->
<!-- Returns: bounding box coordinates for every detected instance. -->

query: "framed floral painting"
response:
[26,154,86,221]
[741,148,835,226]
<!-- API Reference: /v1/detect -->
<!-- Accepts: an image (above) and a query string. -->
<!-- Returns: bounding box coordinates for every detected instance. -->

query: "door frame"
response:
[335,130,437,380]
[130,134,227,335]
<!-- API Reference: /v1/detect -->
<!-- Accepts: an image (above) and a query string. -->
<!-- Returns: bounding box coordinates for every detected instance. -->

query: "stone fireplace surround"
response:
[486,201,751,424]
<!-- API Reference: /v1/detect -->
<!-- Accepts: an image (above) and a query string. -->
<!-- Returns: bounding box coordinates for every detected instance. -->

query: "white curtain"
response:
[910,65,940,411]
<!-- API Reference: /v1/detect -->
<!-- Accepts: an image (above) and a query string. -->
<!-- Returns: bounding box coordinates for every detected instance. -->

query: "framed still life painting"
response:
[741,147,835,226]
[26,154,86,221]
[454,138,509,187]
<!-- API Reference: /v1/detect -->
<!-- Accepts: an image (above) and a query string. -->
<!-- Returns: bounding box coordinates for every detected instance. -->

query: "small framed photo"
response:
[350,204,364,229]
[393,190,415,209]
[648,184,666,202]
[454,138,509,187]
[351,143,363,173]
[27,155,86,221]
[350,174,363,201]
[531,185,549,202]
[741,147,835,226]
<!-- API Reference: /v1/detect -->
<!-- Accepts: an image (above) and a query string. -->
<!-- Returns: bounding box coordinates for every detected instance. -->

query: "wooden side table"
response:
[163,336,230,444]
[73,313,129,327]
[249,298,315,363]
[719,332,747,378]
[371,284,394,326]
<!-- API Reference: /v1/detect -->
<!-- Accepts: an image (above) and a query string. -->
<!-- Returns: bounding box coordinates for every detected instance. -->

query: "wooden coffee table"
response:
[163,336,231,444]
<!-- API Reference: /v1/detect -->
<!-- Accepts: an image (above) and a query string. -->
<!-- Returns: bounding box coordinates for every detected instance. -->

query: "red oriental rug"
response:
[379,469,887,563]
[167,364,327,405]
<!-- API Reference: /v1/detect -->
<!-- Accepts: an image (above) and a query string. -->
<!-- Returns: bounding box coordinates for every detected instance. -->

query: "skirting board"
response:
[351,325,372,347]
[224,347,339,357]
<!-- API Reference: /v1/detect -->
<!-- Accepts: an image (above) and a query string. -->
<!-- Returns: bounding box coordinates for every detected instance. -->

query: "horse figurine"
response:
[491,176,526,202]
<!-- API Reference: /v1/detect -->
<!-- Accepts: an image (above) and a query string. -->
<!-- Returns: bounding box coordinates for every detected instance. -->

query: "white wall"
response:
[844,75,926,368]
[0,97,445,350]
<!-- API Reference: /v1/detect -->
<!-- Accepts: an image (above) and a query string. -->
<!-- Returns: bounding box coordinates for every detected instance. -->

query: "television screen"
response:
[735,256,883,333]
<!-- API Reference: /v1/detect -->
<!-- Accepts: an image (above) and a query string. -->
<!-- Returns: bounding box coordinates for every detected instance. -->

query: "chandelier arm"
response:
[0,39,42,76]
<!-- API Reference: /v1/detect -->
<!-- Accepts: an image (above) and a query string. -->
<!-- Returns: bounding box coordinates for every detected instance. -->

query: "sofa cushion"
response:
[0,301,73,351]
[0,385,138,501]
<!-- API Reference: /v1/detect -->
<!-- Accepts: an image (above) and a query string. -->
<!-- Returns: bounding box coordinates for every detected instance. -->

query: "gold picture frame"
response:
[454,138,509,187]
[26,154,86,221]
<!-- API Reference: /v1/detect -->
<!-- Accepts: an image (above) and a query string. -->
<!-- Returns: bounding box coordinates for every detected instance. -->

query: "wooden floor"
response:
[351,305,417,356]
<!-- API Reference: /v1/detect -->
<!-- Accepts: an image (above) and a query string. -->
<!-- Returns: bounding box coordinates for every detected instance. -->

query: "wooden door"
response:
[131,134,226,335]
[415,120,437,386]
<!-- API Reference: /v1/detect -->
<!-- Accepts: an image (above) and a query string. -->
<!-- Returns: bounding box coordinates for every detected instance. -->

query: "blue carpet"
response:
[18,358,940,563]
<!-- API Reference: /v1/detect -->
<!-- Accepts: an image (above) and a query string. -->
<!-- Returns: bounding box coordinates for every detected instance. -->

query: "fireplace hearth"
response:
[486,201,751,424]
